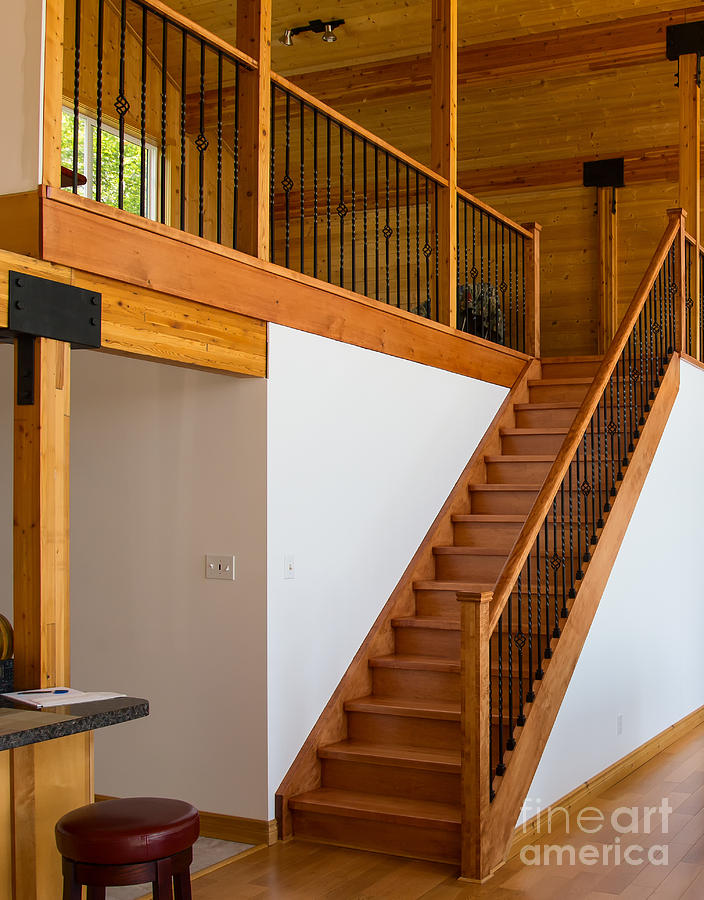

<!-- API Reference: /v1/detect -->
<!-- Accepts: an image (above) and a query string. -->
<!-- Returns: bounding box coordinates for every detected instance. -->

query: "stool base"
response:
[62,847,193,900]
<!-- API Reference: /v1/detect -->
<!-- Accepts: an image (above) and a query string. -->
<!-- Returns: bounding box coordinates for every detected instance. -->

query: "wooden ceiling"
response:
[165,0,704,75]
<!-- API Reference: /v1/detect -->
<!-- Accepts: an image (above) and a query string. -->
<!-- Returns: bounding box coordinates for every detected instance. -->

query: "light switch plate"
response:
[205,554,235,581]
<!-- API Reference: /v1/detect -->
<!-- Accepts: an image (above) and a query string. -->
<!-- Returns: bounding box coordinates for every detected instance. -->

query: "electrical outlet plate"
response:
[205,554,235,581]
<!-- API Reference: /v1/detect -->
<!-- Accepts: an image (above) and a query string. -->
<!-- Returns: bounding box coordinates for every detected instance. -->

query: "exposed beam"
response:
[284,8,698,108]
[679,53,701,358]
[598,188,618,354]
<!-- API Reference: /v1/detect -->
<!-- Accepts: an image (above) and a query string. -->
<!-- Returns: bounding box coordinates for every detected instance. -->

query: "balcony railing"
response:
[59,0,538,353]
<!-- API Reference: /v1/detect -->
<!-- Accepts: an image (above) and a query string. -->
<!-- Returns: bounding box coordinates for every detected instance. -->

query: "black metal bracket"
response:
[8,272,101,405]
[291,18,344,37]
[583,158,624,214]
[667,22,704,87]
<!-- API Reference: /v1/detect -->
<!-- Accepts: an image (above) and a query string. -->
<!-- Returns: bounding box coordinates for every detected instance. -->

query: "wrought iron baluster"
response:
[160,15,167,223]
[507,578,515,750]
[551,497,560,637]
[216,53,223,244]
[351,136,356,292]
[269,84,276,263]
[362,139,368,294]
[396,158,401,308]
[560,481,568,617]
[73,0,82,195]
[603,392,611,513]
[283,92,291,269]
[535,531,543,677]
[339,125,345,287]
[496,614,505,775]
[626,327,635,452]
[117,0,130,210]
[568,455,576,598]
[526,552,535,700]
[489,636,494,798]
[97,0,105,203]
[233,63,240,248]
[197,42,207,238]
[575,443,583,579]
[140,6,148,217]
[179,28,187,229]
[300,100,305,274]
[313,110,319,279]
[434,183,440,320]
[595,401,604,529]
[326,116,331,283]
[406,166,411,311]
[375,148,380,300]
[385,153,391,303]
[415,170,421,314]
[543,517,552,657]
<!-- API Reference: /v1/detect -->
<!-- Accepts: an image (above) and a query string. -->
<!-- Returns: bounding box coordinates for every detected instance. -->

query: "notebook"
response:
[1,688,127,710]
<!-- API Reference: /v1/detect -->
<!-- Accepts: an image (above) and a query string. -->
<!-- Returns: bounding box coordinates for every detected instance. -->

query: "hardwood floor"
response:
[193,721,704,898]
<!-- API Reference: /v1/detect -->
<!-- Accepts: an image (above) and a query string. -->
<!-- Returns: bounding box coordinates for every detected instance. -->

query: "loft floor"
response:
[189,721,704,898]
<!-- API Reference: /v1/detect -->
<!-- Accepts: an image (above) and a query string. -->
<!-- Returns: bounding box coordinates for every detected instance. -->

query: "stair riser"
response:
[540,360,601,379]
[529,383,591,403]
[347,711,460,750]
[394,627,460,658]
[502,433,566,455]
[291,811,460,864]
[452,520,523,549]
[321,758,460,805]
[434,552,505,581]
[470,490,537,515]
[485,459,553,484]
[372,667,459,702]
[415,590,562,619]
[514,408,580,429]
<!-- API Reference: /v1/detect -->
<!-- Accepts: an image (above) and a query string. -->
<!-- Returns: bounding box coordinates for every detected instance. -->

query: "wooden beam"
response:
[679,54,700,359]
[598,188,618,353]
[523,223,541,359]
[430,0,457,328]
[458,591,492,882]
[236,0,272,259]
[14,337,71,690]
[43,0,65,189]
[40,190,529,387]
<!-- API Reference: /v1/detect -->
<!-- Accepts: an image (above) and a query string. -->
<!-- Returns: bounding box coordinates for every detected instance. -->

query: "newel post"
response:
[669,207,688,353]
[458,590,492,882]
[522,223,542,358]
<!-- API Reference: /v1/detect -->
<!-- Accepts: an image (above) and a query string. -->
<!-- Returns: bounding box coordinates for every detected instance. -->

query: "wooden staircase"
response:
[287,356,602,863]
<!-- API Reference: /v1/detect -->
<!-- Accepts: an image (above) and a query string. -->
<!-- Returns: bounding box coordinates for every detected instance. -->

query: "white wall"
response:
[0,0,44,193]
[524,358,704,817]
[266,324,508,816]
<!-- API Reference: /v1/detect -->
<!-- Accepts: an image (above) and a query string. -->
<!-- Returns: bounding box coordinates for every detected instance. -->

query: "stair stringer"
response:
[477,354,680,877]
[275,357,540,838]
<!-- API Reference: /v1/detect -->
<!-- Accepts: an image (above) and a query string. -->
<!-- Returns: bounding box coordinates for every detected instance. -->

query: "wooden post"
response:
[431,0,457,327]
[598,188,618,354]
[12,336,91,899]
[43,0,65,189]
[522,223,542,358]
[458,591,492,882]
[679,54,700,358]
[237,0,272,259]
[670,207,688,353]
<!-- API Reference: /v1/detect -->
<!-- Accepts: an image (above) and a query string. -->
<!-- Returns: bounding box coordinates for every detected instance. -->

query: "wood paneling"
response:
[0,753,10,900]
[0,192,41,258]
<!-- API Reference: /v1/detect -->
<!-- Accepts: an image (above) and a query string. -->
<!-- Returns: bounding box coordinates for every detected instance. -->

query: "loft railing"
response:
[684,232,704,362]
[58,0,538,352]
[460,208,686,879]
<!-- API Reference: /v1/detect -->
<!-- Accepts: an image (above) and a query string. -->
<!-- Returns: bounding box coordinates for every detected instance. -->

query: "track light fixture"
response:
[279,18,344,46]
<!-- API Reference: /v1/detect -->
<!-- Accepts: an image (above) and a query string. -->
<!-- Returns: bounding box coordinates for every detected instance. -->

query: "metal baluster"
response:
[416,170,421,312]
[560,480,568,617]
[434,183,440,320]
[535,532,543,677]
[595,401,604,529]
[424,178,431,310]
[479,211,485,337]
[73,0,81,195]
[619,355,628,470]
[575,442,583,579]
[197,42,207,238]
[603,391,611,513]
[551,497,560,637]
[615,355,623,481]
[326,116,331,283]
[526,552,536,699]
[313,110,318,278]
[396,158,401,307]
[362,139,368,294]
[496,614,505,776]
[385,153,391,304]
[118,0,130,210]
[544,517,552,657]
[568,453,576,598]
[269,85,275,262]
[406,166,411,311]
[489,635,494,799]
[137,7,148,214]
[522,239,527,354]
[375,148,379,300]
[658,265,665,377]
[631,327,640,440]
[590,417,598,544]
[638,305,647,424]
[300,100,305,274]
[582,434,592,560]
[502,224,510,346]
[339,125,345,287]
[96,0,105,203]
[627,326,635,452]
[216,53,223,244]
[507,576,515,750]
[283,92,291,269]
[351,137,356,292]
[179,28,187,228]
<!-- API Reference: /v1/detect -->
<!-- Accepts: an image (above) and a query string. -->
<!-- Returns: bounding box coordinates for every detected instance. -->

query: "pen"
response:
[16,689,70,695]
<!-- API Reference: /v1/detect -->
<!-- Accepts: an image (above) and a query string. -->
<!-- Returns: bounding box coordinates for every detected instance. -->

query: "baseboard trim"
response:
[508,704,704,859]
[94,795,277,846]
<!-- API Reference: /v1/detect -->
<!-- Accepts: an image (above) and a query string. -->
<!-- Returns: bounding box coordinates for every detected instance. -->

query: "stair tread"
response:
[414,579,496,591]
[392,616,460,630]
[514,401,581,411]
[469,483,540,491]
[528,377,592,386]
[369,654,460,673]
[320,740,460,771]
[345,695,460,720]
[289,788,461,827]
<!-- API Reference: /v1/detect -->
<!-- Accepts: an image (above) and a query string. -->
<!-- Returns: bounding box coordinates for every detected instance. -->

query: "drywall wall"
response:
[523,358,704,818]
[0,347,268,819]
[266,323,509,816]
[0,0,44,193]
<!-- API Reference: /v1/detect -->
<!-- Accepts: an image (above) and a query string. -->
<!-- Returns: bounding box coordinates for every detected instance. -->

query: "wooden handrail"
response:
[456,186,533,239]
[132,0,257,69]
[488,208,683,634]
[270,71,449,188]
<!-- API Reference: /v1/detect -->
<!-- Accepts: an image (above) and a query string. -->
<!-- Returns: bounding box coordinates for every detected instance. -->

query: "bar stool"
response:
[55,797,200,900]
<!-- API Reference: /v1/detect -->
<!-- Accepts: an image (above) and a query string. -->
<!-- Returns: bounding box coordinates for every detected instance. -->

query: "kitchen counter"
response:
[0,696,149,751]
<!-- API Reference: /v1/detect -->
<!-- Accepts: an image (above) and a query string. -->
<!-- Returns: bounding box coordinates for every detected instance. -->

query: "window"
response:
[61,109,158,220]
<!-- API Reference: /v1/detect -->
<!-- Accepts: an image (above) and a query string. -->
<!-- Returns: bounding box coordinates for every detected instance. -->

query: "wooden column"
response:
[679,54,701,358]
[598,188,618,354]
[237,0,272,259]
[671,207,688,353]
[458,591,492,882]
[12,337,91,899]
[522,223,542,358]
[431,0,457,327]
[43,0,65,189]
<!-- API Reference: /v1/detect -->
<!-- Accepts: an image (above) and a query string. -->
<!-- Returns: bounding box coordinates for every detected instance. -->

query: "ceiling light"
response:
[322,23,337,43]
[279,19,344,47]
[280,29,293,46]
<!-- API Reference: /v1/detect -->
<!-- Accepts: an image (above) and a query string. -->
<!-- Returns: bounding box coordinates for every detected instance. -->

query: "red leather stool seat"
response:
[56,797,200,865]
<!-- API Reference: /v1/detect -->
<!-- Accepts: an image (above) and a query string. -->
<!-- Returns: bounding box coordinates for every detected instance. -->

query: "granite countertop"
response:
[0,696,149,751]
